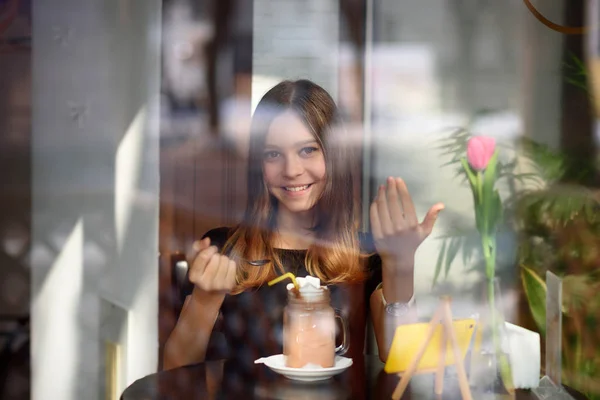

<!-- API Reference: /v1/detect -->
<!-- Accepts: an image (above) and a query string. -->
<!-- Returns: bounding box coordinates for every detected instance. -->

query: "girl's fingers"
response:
[194,237,210,251]
[420,203,445,237]
[224,259,237,290]
[370,201,383,240]
[396,178,418,226]
[385,177,406,228]
[195,237,211,251]
[191,245,218,276]
[376,184,394,235]
[187,237,211,263]
[201,254,220,286]
[214,255,230,287]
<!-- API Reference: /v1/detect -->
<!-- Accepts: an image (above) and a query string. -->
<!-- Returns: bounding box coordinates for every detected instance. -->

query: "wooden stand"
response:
[391,297,472,400]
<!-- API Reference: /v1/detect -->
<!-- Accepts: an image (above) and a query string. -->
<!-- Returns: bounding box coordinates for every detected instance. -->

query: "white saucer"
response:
[254,354,353,382]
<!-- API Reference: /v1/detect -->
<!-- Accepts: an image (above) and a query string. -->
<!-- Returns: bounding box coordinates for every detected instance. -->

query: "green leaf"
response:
[520,265,547,336]
[474,201,484,235]
[563,52,589,93]
[563,274,596,315]
[517,137,566,182]
[514,184,598,227]
[482,151,499,235]
[440,157,463,168]
[499,340,516,393]
[444,237,461,279]
[460,158,484,232]
[491,190,503,228]
[460,157,478,191]
[483,150,499,185]
[509,172,544,186]
[437,142,463,151]
[452,171,470,187]
[433,240,447,289]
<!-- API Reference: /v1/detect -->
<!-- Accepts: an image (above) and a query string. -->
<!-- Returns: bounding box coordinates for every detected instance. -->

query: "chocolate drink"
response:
[289,286,302,299]
[283,286,336,368]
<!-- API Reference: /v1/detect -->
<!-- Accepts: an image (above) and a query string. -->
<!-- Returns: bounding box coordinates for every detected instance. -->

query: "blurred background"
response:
[0,0,598,398]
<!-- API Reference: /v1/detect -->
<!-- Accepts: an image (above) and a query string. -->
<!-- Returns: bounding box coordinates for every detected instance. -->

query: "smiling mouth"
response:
[283,184,312,192]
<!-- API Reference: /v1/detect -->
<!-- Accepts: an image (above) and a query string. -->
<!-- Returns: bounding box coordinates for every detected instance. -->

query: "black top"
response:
[180,227,383,387]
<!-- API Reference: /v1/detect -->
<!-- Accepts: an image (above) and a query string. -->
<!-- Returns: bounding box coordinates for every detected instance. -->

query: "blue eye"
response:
[263,151,280,160]
[300,146,319,156]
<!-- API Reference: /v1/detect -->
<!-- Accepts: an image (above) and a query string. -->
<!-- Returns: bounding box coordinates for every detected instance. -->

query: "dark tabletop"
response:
[120,355,588,400]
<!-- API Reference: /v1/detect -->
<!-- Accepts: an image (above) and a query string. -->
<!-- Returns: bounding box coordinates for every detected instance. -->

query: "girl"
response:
[163,79,444,372]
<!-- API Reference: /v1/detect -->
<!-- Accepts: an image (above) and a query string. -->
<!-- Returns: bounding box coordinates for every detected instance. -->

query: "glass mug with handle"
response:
[283,286,349,368]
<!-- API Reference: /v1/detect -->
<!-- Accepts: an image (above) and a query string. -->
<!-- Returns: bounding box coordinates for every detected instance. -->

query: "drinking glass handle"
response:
[334,309,350,356]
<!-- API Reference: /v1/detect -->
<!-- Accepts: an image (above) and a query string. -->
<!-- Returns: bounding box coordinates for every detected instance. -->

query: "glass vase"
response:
[468,277,516,399]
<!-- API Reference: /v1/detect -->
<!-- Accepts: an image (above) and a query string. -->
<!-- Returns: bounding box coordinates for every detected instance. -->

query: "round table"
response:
[121,356,587,400]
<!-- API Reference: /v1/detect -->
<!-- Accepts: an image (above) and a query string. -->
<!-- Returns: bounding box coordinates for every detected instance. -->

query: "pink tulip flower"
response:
[466,136,496,171]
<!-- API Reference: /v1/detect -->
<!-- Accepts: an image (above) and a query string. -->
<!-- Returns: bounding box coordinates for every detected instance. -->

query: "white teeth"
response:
[285,185,310,192]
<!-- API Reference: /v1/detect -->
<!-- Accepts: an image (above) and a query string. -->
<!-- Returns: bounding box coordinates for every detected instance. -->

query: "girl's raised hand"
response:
[369,177,444,273]
[188,237,237,294]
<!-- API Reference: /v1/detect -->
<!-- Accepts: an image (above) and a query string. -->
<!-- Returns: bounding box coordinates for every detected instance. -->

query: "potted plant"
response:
[515,138,600,399]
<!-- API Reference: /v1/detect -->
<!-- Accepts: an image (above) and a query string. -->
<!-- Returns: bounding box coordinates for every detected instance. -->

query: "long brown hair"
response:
[224,79,366,293]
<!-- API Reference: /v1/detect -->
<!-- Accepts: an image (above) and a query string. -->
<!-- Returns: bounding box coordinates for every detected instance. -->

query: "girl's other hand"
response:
[188,237,237,294]
[369,177,444,273]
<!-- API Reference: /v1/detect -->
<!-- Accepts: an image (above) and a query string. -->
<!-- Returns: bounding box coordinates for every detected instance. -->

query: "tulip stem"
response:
[476,172,483,205]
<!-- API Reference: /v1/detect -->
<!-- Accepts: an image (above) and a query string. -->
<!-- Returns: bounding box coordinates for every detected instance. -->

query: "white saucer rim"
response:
[255,354,353,373]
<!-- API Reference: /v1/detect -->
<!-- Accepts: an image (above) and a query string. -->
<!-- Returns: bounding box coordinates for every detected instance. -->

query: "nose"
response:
[283,155,304,178]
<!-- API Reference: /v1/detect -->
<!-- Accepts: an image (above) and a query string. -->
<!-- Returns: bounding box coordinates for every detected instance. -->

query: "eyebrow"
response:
[264,139,319,149]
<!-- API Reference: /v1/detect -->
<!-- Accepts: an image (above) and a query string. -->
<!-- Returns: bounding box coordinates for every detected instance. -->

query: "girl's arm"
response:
[369,266,417,362]
[368,177,444,362]
[163,288,225,369]
[162,238,237,370]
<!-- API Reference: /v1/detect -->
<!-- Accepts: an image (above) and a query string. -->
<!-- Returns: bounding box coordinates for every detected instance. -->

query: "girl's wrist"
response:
[380,266,415,304]
[381,253,416,275]
[376,282,415,307]
[191,287,226,320]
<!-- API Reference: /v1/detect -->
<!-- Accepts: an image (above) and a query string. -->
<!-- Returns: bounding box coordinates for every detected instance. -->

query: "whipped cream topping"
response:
[286,275,322,293]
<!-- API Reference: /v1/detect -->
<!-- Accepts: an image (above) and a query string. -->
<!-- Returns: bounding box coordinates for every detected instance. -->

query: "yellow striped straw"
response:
[268,272,299,290]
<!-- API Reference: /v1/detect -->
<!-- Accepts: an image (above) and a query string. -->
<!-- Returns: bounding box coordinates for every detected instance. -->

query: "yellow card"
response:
[384,319,476,374]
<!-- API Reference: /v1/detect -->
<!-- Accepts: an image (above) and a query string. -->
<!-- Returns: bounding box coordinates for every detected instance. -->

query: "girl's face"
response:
[262,111,327,216]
